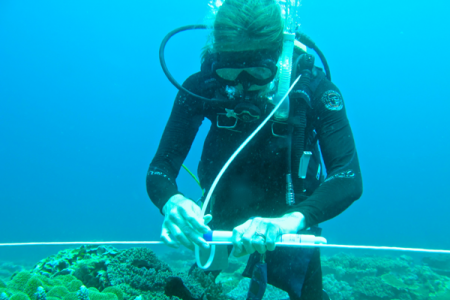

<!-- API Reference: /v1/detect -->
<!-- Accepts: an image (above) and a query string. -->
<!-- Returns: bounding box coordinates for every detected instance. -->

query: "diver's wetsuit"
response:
[147,70,363,299]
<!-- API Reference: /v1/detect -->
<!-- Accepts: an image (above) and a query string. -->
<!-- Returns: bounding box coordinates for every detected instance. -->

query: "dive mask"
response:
[210,49,279,89]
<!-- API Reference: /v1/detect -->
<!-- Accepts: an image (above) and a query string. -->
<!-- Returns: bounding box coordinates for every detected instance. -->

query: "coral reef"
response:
[1,292,10,300]
[225,278,288,300]
[423,255,450,277]
[47,286,69,298]
[0,272,121,300]
[32,246,119,291]
[9,292,29,300]
[175,267,227,300]
[0,262,28,282]
[106,248,227,300]
[322,274,353,300]
[105,248,172,299]
[101,287,123,300]
[76,286,89,300]
[2,246,230,300]
[35,287,46,300]
[160,250,196,274]
[4,246,450,300]
[322,253,450,300]
[353,276,396,299]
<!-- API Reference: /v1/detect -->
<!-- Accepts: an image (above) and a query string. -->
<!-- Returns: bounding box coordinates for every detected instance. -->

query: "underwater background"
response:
[1,0,450,299]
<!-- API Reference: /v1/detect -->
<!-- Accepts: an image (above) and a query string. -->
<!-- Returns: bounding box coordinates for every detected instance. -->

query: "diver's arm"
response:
[146,74,205,214]
[284,80,363,228]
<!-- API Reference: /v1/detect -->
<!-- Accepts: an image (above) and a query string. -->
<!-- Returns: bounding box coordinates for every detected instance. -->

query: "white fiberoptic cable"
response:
[0,240,450,255]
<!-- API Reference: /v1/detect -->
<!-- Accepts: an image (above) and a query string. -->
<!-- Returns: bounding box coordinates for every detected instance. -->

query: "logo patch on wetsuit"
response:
[325,170,355,182]
[321,90,343,111]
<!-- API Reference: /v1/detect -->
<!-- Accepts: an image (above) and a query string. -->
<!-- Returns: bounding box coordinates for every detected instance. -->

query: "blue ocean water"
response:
[0,0,449,266]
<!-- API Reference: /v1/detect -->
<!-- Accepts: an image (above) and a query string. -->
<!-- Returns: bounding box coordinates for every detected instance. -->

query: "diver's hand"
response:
[161,194,212,251]
[231,212,305,257]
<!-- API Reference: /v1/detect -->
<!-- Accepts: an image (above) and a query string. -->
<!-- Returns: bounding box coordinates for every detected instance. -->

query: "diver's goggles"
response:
[210,49,280,87]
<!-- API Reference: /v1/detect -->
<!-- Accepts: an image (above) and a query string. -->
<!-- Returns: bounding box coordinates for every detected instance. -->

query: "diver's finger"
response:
[232,246,248,258]
[180,207,211,233]
[265,222,280,251]
[203,214,213,225]
[241,219,260,255]
[252,221,268,254]
[166,215,195,250]
[166,223,195,251]
[170,211,209,250]
[231,228,247,257]
[231,219,253,256]
[181,224,210,250]
[160,226,180,248]
[252,237,266,254]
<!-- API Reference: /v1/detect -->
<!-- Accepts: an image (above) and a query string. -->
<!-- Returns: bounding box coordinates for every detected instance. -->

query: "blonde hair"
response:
[203,0,284,58]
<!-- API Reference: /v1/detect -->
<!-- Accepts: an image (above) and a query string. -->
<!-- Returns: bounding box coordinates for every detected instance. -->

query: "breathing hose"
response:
[295,32,331,81]
[273,33,296,121]
[159,25,332,101]
[159,24,224,102]
[291,99,307,197]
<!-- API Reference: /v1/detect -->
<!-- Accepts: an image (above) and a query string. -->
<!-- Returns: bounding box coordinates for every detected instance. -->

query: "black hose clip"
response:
[297,53,315,74]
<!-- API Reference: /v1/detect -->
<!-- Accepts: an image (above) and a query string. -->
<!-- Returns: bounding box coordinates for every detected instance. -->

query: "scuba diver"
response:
[147,0,362,299]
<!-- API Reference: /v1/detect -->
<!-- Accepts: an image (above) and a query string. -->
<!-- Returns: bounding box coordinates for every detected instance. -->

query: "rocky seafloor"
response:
[1,246,450,300]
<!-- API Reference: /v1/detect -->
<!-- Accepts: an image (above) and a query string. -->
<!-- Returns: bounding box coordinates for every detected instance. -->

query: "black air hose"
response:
[291,99,307,197]
[159,24,227,102]
[289,65,313,199]
[295,32,331,81]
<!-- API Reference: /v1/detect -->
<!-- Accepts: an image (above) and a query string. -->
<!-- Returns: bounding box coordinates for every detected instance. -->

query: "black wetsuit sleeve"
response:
[285,80,363,228]
[146,74,204,214]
